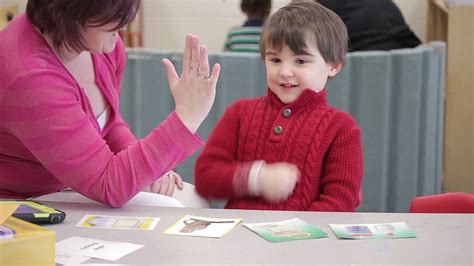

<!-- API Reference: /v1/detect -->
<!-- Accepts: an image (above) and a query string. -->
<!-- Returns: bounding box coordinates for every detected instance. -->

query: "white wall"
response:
[0,0,25,10]
[143,0,427,52]
[395,0,427,44]
[2,0,427,52]
[142,0,291,52]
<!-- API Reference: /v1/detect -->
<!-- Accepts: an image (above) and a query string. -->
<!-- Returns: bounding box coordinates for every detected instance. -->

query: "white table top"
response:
[43,201,473,265]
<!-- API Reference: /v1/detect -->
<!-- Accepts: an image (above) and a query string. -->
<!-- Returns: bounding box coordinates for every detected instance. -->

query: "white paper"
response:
[56,236,144,262]
[55,250,90,265]
[34,191,184,207]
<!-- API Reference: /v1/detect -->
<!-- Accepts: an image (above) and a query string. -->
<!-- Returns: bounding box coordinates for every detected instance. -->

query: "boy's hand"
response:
[257,163,300,203]
[145,170,184,196]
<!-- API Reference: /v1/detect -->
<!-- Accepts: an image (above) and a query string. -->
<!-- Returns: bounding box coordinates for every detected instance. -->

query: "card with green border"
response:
[243,218,328,243]
[329,222,416,240]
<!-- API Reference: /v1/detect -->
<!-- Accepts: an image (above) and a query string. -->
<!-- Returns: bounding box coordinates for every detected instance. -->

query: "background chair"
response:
[409,192,474,213]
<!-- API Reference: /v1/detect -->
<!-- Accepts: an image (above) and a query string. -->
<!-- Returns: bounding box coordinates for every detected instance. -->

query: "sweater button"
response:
[282,108,292,118]
[274,126,283,135]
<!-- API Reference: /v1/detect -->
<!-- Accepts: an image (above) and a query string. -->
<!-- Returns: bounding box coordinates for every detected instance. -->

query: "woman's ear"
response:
[328,62,343,78]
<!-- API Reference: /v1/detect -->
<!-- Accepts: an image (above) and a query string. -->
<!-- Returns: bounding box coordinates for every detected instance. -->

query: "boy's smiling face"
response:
[265,40,341,104]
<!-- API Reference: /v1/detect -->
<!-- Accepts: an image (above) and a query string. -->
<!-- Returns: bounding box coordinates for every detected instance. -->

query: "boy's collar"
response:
[267,88,327,110]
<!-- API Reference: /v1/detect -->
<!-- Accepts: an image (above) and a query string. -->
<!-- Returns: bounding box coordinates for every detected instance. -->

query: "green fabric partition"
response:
[121,43,445,212]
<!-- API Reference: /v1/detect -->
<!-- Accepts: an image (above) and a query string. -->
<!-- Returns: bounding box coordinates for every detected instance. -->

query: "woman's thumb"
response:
[162,58,179,85]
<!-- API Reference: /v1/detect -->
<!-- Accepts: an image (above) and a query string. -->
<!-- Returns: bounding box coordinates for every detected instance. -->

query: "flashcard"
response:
[76,215,159,230]
[243,218,328,243]
[164,215,241,238]
[329,222,416,239]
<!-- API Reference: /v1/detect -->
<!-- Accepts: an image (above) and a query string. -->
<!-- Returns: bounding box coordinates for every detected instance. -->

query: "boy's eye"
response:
[296,59,308,64]
[269,58,281,63]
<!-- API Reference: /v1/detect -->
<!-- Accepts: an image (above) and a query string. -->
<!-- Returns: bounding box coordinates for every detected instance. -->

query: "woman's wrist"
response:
[175,109,200,134]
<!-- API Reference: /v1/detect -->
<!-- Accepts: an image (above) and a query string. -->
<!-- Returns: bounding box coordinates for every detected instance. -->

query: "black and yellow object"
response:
[0,203,56,266]
[0,200,66,224]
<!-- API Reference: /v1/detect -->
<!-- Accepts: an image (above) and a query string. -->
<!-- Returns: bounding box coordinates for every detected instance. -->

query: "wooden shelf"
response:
[0,4,18,30]
[427,0,474,193]
[120,5,143,47]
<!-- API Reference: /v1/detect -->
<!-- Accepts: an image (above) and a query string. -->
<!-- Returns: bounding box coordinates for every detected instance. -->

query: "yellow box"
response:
[0,215,55,266]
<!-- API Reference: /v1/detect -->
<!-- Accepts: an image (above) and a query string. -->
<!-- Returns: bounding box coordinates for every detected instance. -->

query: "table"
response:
[43,202,473,265]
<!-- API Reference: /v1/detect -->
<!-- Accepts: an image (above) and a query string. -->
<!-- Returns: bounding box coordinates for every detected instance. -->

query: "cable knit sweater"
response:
[0,14,203,207]
[195,89,363,211]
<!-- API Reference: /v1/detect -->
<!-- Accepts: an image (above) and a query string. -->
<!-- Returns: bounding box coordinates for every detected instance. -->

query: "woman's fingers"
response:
[162,172,174,196]
[182,34,193,75]
[207,63,221,90]
[162,58,179,86]
[148,170,183,197]
[159,174,171,195]
[189,36,200,76]
[165,172,183,195]
[175,173,184,190]
[198,45,210,79]
[168,34,221,133]
[150,179,161,194]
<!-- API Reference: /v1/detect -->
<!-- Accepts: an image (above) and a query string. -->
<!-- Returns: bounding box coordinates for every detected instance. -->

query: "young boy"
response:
[196,1,363,211]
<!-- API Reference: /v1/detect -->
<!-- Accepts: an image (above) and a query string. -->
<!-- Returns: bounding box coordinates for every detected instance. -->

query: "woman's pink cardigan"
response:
[0,14,203,207]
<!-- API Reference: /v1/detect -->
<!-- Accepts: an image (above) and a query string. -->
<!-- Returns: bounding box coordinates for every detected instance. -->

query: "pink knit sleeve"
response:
[308,118,363,212]
[103,114,137,153]
[102,38,138,153]
[5,72,203,207]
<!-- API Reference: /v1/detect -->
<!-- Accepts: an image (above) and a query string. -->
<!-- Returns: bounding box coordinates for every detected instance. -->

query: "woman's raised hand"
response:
[162,34,221,133]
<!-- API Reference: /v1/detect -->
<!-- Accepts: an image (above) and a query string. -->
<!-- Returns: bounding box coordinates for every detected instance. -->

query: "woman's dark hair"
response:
[241,0,272,21]
[26,0,141,52]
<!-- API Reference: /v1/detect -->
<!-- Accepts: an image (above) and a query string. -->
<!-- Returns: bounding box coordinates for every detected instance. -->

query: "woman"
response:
[0,0,220,207]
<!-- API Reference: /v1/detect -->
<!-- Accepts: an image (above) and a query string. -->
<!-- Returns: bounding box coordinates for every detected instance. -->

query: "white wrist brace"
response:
[248,160,265,196]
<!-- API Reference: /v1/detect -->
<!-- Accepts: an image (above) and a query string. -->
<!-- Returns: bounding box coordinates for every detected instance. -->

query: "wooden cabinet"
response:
[120,5,143,47]
[0,4,18,30]
[427,0,474,193]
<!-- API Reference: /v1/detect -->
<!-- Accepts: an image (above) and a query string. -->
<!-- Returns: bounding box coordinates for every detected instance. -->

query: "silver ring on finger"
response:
[197,68,210,80]
[197,73,210,80]
[190,66,200,73]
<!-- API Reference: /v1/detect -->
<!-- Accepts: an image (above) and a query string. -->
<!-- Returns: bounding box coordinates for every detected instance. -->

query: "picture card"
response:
[329,222,416,240]
[164,215,242,238]
[76,215,159,230]
[244,218,328,243]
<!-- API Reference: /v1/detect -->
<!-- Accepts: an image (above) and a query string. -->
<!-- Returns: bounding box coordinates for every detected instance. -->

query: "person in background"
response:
[224,0,272,53]
[309,0,422,51]
[0,0,220,207]
[195,1,363,211]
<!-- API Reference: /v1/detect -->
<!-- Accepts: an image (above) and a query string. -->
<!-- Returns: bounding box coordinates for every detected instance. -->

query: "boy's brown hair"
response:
[260,1,348,66]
